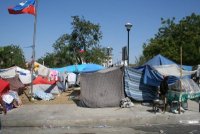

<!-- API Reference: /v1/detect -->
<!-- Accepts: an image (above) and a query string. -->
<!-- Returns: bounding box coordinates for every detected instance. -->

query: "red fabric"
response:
[33,76,56,85]
[8,5,35,16]
[0,79,10,96]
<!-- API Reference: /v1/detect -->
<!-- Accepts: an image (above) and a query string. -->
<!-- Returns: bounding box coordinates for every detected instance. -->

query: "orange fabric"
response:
[33,76,56,85]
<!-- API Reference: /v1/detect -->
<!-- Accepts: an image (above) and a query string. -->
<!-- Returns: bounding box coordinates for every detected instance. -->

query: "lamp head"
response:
[125,22,132,31]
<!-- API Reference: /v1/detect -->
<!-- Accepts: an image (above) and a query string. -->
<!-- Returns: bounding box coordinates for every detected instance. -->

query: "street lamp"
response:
[125,22,132,66]
[10,51,14,66]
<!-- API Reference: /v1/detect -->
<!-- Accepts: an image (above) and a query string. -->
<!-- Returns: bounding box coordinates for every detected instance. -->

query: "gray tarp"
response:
[79,66,125,108]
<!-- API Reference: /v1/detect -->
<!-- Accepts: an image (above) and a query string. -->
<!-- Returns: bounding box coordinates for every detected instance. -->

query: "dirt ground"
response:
[19,87,80,105]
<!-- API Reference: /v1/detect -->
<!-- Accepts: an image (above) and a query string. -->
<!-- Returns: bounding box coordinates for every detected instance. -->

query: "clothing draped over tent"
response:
[34,62,50,77]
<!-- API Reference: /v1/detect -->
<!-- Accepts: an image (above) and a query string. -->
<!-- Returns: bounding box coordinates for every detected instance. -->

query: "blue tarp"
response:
[144,54,176,66]
[134,65,178,87]
[52,64,105,73]
[143,54,192,71]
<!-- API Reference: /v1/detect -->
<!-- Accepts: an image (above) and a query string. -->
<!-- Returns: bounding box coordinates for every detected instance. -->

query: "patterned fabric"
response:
[124,67,158,101]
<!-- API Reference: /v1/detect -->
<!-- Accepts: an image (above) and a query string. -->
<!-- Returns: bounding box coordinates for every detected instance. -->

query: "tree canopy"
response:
[140,13,200,66]
[0,45,26,68]
[38,16,107,67]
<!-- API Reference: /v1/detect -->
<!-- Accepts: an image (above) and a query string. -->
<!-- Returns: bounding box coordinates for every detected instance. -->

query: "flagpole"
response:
[30,0,38,101]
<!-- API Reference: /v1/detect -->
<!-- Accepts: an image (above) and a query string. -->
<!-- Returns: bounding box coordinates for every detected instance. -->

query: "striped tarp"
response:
[124,67,158,101]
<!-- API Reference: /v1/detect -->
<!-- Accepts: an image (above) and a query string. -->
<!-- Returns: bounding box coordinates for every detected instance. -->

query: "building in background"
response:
[102,47,113,67]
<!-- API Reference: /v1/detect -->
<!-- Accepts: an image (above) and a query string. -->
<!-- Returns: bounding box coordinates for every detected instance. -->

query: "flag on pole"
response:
[79,47,85,53]
[8,0,36,16]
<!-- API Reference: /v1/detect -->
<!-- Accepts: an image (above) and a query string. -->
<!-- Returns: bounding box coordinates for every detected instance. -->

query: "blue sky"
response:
[1,0,200,64]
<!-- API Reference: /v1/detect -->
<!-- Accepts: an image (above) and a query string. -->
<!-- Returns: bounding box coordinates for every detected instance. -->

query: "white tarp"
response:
[153,64,196,77]
[16,67,32,84]
[0,66,32,84]
[0,67,16,78]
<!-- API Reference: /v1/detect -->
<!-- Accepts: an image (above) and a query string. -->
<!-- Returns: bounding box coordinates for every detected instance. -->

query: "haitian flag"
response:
[8,0,36,16]
[79,47,85,53]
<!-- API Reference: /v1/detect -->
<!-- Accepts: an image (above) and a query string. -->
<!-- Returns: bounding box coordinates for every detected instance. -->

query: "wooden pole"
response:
[179,45,183,114]
[30,0,38,100]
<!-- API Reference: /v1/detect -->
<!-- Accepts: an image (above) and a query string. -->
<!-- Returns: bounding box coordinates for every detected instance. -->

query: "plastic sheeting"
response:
[143,54,193,71]
[52,64,105,73]
[144,54,176,66]
[0,66,32,84]
[170,79,200,93]
[153,64,196,77]
[134,65,178,87]
[0,67,16,78]
[16,67,32,84]
[167,79,200,102]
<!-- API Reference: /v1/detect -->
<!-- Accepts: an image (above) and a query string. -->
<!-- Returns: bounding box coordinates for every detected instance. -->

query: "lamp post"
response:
[10,51,14,66]
[125,22,132,66]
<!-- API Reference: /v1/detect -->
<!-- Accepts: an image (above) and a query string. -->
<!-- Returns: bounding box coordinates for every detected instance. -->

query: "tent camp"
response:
[79,66,125,108]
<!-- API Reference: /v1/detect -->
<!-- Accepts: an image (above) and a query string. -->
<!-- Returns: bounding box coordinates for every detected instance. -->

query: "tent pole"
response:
[30,0,38,101]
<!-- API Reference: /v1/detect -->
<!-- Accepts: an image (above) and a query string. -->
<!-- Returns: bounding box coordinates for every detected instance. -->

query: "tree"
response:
[141,13,200,65]
[0,45,26,68]
[69,16,103,64]
[39,16,106,67]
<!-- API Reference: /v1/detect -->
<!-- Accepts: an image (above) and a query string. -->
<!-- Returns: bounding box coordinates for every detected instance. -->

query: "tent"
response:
[52,63,105,73]
[144,54,193,71]
[143,54,195,82]
[123,54,193,101]
[144,54,176,66]
[79,66,125,108]
[3,75,24,95]
[0,79,10,96]
[0,66,32,84]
